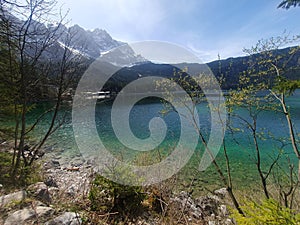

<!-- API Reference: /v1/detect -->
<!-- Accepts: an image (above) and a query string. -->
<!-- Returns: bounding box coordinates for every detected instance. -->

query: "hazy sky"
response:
[57,0,300,62]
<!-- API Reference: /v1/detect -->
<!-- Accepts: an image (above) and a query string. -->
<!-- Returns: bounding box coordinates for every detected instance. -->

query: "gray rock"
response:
[44,176,58,187]
[220,204,228,217]
[51,160,60,167]
[28,182,51,203]
[225,218,235,225]
[33,200,47,207]
[45,212,82,225]
[43,164,93,199]
[70,158,85,167]
[214,188,228,199]
[0,190,27,208]
[44,160,61,170]
[170,191,202,220]
[170,191,233,224]
[37,149,46,157]
[48,187,59,196]
[196,195,221,217]
[4,206,54,225]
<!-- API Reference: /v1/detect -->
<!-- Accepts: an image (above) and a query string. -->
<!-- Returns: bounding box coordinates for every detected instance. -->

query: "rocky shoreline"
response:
[0,143,236,225]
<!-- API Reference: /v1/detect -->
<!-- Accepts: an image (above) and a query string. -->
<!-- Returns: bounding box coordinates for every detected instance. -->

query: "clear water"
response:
[22,90,300,192]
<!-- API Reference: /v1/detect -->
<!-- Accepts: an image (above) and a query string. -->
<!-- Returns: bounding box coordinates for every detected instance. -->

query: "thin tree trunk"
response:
[281,94,300,180]
[28,87,62,165]
[253,128,270,199]
[13,99,26,176]
[11,104,19,168]
[223,143,244,215]
[196,109,244,215]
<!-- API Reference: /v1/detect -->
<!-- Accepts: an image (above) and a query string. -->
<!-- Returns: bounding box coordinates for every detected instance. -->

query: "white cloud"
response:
[56,0,300,62]
[187,39,249,63]
[59,0,167,41]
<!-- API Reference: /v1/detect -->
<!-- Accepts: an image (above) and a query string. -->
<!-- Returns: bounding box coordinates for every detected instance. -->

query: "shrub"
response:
[89,174,146,214]
[0,151,42,191]
[232,198,300,225]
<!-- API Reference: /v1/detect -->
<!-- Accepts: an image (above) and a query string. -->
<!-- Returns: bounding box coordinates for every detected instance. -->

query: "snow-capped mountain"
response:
[100,44,148,67]
[2,9,146,66]
[57,25,121,59]
[50,24,147,66]
[57,25,148,66]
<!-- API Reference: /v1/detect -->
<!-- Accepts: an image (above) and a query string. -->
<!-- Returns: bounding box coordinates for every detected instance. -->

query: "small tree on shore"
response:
[156,68,245,215]
[227,74,280,199]
[241,35,300,208]
[0,0,84,182]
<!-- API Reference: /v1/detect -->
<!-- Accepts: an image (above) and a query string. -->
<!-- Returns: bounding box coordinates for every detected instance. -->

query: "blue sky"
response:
[57,0,300,62]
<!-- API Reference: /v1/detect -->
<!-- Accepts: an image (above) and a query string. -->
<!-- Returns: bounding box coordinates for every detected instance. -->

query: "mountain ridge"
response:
[2,10,299,90]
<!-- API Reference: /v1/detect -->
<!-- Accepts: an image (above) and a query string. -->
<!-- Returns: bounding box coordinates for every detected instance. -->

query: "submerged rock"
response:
[44,160,61,170]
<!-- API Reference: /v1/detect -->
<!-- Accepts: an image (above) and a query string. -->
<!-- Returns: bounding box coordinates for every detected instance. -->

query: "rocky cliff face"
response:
[56,25,122,59]
[3,11,144,65]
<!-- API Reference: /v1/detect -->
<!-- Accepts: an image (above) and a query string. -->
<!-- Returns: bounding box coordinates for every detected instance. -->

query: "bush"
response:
[0,152,42,191]
[89,174,146,214]
[0,152,12,186]
[232,198,300,225]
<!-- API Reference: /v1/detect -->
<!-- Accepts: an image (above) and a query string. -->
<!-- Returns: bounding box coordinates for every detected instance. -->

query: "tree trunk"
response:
[252,121,270,199]
[281,94,300,181]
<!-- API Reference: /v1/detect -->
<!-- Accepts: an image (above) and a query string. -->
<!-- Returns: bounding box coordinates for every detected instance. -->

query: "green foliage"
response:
[273,76,300,96]
[227,74,275,115]
[0,33,20,122]
[243,36,300,88]
[0,152,42,191]
[0,152,13,186]
[89,174,146,214]
[232,198,300,225]
[21,162,43,185]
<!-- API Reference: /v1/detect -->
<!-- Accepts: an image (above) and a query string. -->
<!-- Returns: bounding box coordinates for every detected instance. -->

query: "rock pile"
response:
[0,186,82,225]
[170,190,235,225]
[0,156,88,225]
[1,155,235,224]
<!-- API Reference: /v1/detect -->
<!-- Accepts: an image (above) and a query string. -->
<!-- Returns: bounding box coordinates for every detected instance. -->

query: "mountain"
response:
[2,10,299,91]
[55,25,122,59]
[174,46,300,89]
[1,10,145,65]
[102,46,300,92]
[47,24,147,66]
[103,62,192,92]
[209,46,300,88]
[100,44,148,67]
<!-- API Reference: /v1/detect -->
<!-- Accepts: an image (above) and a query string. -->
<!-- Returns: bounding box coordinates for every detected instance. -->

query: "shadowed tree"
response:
[0,0,85,182]
[278,0,300,9]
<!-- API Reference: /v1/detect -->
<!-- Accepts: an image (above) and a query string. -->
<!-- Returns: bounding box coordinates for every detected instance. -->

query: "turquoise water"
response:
[25,90,300,191]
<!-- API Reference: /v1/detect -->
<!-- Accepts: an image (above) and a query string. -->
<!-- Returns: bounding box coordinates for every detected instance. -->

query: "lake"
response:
[27,90,300,193]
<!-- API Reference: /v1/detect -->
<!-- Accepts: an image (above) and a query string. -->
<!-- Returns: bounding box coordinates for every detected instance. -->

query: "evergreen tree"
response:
[278,0,300,9]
